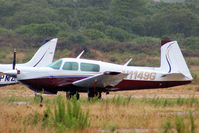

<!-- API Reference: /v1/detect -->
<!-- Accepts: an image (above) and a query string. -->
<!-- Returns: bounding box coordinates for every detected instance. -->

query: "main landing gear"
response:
[66,91,80,100]
[87,79,102,99]
[88,88,102,99]
[66,89,102,100]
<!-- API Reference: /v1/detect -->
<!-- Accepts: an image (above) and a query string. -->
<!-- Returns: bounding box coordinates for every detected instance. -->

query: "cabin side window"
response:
[62,62,78,71]
[80,62,100,72]
[48,59,62,70]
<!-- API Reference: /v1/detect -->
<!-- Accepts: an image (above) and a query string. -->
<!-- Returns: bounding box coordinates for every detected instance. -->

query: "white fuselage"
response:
[13,58,192,93]
[16,58,191,81]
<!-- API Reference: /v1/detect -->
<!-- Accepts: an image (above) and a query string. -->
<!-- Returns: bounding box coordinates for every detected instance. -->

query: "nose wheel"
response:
[34,92,43,103]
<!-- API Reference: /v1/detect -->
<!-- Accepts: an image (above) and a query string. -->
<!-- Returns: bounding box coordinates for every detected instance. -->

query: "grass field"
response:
[0,84,199,133]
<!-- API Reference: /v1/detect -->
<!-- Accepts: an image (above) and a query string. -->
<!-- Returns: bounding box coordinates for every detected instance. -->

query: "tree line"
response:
[0,0,199,57]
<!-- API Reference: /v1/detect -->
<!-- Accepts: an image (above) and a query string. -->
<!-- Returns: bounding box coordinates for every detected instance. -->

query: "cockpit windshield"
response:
[48,59,62,70]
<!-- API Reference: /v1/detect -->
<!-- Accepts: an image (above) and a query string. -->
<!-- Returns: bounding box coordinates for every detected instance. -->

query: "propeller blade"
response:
[13,48,16,70]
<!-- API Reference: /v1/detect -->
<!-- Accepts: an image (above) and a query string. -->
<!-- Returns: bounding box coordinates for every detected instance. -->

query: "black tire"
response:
[66,91,71,99]
[66,91,80,100]
[88,88,102,99]
[76,93,80,100]
[97,92,102,99]
[88,88,95,98]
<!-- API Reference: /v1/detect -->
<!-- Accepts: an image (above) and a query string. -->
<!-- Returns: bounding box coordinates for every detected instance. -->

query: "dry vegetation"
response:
[0,84,199,133]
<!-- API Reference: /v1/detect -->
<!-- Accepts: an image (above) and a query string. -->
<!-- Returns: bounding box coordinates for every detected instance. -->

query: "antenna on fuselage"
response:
[124,58,132,66]
[76,50,85,59]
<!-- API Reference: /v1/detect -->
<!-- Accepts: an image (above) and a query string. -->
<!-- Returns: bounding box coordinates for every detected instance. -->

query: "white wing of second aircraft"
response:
[0,38,58,86]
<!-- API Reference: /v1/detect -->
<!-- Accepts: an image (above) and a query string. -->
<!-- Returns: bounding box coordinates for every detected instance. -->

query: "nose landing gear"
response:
[34,92,43,103]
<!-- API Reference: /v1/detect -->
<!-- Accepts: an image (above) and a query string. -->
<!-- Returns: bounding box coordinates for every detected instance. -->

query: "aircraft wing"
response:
[73,71,128,88]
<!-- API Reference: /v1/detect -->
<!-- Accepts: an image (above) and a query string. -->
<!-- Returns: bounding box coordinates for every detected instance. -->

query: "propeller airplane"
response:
[0,38,58,86]
[3,40,193,99]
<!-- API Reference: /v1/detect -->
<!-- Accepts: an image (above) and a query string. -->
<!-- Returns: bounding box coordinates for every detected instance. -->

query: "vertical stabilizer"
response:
[160,40,192,80]
[23,38,58,67]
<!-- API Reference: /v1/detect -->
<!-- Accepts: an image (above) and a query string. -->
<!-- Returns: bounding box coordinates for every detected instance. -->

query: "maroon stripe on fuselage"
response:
[112,80,192,91]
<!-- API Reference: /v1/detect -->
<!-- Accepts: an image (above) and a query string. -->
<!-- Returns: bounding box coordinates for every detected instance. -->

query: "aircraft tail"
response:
[160,40,193,80]
[23,38,58,67]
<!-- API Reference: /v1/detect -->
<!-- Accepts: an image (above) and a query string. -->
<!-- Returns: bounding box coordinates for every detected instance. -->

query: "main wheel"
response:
[76,93,80,100]
[88,88,102,99]
[66,91,80,100]
[97,92,102,99]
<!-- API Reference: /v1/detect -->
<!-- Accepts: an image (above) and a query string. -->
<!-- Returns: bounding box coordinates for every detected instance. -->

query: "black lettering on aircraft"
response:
[5,75,11,81]
[11,77,16,81]
[0,75,16,82]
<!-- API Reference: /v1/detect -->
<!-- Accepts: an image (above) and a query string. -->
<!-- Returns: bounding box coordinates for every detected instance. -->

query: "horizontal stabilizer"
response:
[73,71,128,88]
[161,73,189,80]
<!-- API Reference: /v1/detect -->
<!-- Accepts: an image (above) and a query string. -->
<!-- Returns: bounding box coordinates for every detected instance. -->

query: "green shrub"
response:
[102,96,132,106]
[131,36,160,45]
[175,115,185,133]
[0,27,14,35]
[81,28,107,40]
[15,23,59,36]
[34,23,59,36]
[32,112,39,126]
[53,95,90,130]
[67,32,88,43]
[109,124,118,132]
[42,106,52,128]
[161,119,173,133]
[189,111,195,133]
[161,112,196,133]
[105,26,130,42]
